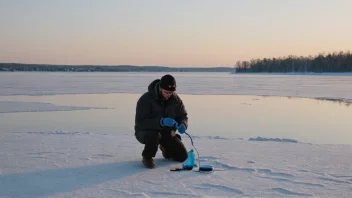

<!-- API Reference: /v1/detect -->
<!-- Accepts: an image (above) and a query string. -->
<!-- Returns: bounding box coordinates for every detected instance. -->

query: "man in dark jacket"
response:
[135,74,188,168]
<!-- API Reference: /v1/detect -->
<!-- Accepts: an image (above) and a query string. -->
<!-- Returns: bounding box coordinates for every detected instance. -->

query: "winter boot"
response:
[142,156,155,169]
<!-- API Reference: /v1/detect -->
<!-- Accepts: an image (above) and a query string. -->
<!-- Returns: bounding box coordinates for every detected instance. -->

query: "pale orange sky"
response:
[1,0,351,67]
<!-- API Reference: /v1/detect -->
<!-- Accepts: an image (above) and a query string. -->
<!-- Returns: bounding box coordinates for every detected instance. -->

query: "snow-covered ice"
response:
[0,72,351,197]
[0,101,107,113]
[0,72,351,103]
[1,130,351,197]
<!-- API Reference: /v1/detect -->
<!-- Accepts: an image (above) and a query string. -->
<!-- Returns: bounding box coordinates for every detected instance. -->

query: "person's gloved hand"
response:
[160,118,177,127]
[177,123,186,134]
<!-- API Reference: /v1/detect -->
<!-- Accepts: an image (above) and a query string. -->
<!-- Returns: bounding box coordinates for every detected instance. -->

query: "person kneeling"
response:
[134,74,188,168]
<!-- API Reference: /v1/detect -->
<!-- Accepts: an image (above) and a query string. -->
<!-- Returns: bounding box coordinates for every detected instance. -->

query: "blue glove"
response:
[160,118,177,127]
[177,123,186,134]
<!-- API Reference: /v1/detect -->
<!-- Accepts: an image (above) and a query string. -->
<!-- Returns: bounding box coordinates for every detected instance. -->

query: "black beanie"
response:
[160,74,176,91]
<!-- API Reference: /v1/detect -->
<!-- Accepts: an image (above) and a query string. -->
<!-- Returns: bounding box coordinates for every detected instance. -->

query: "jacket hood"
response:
[148,79,162,100]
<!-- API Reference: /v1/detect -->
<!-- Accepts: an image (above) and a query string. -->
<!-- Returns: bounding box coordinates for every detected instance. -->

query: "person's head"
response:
[159,74,176,100]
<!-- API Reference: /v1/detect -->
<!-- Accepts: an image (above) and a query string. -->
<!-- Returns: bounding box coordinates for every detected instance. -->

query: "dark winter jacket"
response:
[134,79,188,134]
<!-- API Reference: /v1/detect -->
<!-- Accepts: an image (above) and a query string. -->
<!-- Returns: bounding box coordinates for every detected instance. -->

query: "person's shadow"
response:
[0,158,176,198]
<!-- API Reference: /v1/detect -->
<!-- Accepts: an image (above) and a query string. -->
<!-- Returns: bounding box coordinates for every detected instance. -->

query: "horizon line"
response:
[0,62,233,68]
[1,50,351,68]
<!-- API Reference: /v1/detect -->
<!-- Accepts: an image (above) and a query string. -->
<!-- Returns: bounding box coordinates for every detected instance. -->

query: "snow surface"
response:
[1,131,351,197]
[1,72,352,197]
[0,72,351,103]
[0,101,107,113]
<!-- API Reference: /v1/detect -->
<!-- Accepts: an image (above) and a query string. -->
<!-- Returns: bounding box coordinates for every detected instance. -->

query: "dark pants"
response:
[135,130,188,162]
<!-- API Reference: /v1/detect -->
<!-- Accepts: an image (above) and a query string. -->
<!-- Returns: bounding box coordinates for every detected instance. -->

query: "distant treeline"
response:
[2,51,352,73]
[235,51,352,73]
[0,63,232,72]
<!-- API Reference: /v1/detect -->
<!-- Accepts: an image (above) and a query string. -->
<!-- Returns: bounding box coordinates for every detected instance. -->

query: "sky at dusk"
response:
[1,0,351,67]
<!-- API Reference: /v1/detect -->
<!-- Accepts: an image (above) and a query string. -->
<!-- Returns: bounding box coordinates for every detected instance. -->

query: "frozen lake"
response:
[0,72,351,145]
[1,72,352,198]
[0,72,351,102]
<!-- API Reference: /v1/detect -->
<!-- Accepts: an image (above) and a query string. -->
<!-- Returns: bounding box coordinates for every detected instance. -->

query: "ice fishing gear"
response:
[182,149,195,169]
[184,131,215,172]
[199,165,214,172]
[169,131,215,172]
[184,132,200,167]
